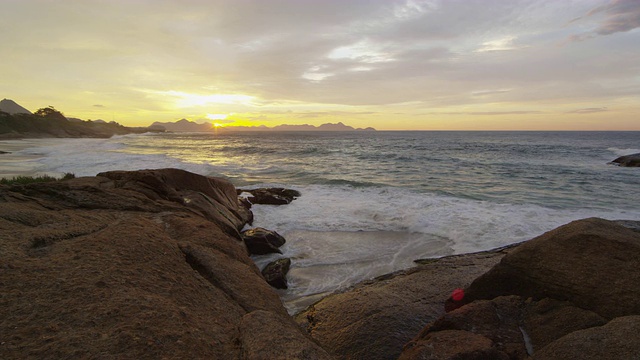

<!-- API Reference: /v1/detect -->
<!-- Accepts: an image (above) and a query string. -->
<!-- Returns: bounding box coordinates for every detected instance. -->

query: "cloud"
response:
[566,107,609,114]
[468,111,544,116]
[431,110,545,116]
[296,111,377,118]
[1,0,638,128]
[569,0,640,41]
[476,36,526,53]
[471,89,513,97]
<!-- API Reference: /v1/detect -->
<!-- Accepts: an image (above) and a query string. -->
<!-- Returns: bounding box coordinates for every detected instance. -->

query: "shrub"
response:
[0,173,75,185]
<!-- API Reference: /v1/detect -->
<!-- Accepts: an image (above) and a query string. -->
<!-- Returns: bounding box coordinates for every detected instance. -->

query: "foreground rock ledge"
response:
[295,247,512,360]
[0,169,331,359]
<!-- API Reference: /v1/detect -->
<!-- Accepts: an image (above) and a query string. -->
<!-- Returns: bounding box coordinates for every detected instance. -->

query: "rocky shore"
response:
[0,169,330,359]
[1,168,639,359]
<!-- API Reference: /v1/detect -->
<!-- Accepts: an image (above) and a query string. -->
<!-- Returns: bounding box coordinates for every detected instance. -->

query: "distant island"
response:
[151,119,376,132]
[0,99,159,139]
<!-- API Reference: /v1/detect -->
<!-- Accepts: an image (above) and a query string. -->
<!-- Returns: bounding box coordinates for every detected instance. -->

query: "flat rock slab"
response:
[295,247,513,360]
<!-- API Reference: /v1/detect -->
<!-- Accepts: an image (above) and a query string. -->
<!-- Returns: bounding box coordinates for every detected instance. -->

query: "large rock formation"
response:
[461,218,640,319]
[397,218,640,360]
[0,169,331,359]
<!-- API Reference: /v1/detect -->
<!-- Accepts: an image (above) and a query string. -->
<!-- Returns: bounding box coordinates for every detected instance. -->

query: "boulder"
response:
[406,296,527,359]
[242,227,286,255]
[400,296,607,359]
[262,258,292,289]
[399,330,508,360]
[295,248,510,360]
[239,187,301,205]
[610,153,640,167]
[533,316,640,360]
[522,297,607,352]
[0,169,328,359]
[461,218,640,320]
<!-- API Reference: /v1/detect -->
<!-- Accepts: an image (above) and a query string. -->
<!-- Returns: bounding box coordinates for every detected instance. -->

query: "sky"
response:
[1,0,639,130]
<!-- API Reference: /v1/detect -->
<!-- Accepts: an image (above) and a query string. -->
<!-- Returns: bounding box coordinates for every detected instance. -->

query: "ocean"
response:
[2,131,639,313]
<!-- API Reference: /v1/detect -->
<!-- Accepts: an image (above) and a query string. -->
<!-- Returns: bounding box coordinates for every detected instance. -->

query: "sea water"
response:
[2,131,639,313]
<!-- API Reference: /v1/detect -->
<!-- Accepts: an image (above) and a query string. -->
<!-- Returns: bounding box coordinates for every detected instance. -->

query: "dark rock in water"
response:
[461,218,640,320]
[610,152,640,167]
[262,258,292,289]
[0,150,10,154]
[238,187,301,205]
[241,227,286,255]
[534,315,640,360]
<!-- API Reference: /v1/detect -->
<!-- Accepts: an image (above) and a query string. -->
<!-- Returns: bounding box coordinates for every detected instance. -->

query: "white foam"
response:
[608,147,640,157]
[249,184,640,313]
[11,137,224,178]
[250,185,639,254]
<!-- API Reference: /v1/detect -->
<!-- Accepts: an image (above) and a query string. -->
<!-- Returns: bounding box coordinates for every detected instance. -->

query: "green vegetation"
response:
[34,106,67,121]
[0,173,75,185]
[0,105,162,138]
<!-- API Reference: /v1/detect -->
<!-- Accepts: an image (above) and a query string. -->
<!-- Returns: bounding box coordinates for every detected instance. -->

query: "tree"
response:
[34,106,67,121]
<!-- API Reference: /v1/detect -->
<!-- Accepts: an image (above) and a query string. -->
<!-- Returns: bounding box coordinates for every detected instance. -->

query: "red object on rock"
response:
[451,288,465,301]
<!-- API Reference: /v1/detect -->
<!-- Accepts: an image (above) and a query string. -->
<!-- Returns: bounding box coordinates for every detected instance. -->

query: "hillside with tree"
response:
[0,100,160,139]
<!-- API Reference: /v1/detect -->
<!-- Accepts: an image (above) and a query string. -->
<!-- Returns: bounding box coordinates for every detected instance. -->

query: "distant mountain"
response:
[0,99,31,115]
[223,122,376,132]
[317,122,375,131]
[149,120,375,133]
[150,119,213,132]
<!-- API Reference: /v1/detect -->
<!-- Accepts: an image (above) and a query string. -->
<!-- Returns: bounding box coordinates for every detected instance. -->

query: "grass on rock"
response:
[0,173,75,185]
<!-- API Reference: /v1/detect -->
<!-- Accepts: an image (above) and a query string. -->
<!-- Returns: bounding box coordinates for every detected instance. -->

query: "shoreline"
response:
[1,168,639,359]
[0,139,76,178]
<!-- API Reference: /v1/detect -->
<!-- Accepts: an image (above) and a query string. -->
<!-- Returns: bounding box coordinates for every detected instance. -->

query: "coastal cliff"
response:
[2,169,639,359]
